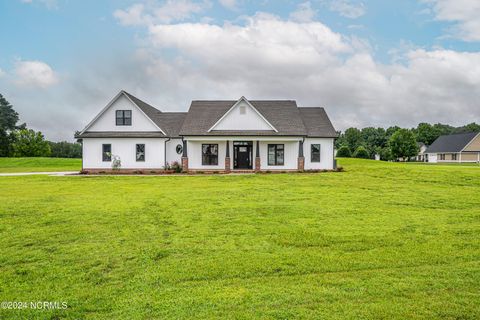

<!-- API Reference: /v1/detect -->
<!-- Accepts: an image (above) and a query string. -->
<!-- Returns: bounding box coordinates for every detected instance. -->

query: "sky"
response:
[1,0,480,141]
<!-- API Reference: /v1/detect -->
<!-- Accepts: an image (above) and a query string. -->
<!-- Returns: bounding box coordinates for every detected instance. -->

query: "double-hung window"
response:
[202,144,218,165]
[116,110,132,126]
[311,144,321,162]
[102,144,111,162]
[268,144,284,166]
[136,144,145,162]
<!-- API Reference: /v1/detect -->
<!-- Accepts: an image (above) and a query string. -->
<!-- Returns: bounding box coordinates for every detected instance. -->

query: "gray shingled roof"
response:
[77,92,337,139]
[425,132,479,153]
[179,100,336,136]
[298,107,338,138]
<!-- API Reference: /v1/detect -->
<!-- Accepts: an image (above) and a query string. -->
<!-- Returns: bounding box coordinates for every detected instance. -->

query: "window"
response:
[240,105,246,114]
[136,144,145,162]
[268,144,284,166]
[439,154,445,160]
[311,144,321,162]
[202,144,218,165]
[176,144,183,155]
[116,110,132,126]
[102,144,111,162]
[452,153,457,160]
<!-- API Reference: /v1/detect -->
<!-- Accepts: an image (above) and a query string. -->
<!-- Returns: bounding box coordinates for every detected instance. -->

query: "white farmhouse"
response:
[76,91,338,173]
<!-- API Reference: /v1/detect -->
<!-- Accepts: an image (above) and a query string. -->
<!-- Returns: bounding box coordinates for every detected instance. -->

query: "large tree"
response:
[12,129,51,157]
[0,94,21,156]
[389,129,418,161]
[343,127,363,154]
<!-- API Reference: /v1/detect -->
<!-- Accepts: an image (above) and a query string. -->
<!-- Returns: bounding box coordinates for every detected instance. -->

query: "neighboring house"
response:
[416,142,428,162]
[75,91,338,172]
[425,132,480,163]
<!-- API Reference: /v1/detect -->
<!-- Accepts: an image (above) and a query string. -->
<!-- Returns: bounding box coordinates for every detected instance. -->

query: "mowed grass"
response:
[0,157,81,173]
[0,159,479,319]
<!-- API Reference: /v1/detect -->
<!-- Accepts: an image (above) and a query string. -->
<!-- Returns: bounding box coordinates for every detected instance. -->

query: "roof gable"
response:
[179,99,309,136]
[208,97,277,132]
[426,132,479,153]
[79,91,166,135]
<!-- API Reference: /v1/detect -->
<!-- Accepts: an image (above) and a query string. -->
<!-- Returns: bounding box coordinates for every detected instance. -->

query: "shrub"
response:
[353,146,369,159]
[336,145,351,158]
[170,161,182,173]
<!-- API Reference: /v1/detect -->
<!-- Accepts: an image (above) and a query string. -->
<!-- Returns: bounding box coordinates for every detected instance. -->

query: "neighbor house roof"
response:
[77,92,337,139]
[425,132,479,153]
[178,100,337,137]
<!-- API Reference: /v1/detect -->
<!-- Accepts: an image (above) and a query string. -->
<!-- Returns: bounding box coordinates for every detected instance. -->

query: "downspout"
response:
[164,137,171,168]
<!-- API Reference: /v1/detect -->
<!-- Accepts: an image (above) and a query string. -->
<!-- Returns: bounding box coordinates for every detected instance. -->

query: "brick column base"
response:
[297,157,305,171]
[225,157,231,173]
[182,157,189,173]
[255,157,261,172]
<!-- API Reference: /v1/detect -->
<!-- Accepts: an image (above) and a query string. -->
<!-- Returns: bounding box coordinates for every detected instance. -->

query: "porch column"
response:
[298,140,305,171]
[181,140,188,173]
[225,141,231,173]
[255,141,261,172]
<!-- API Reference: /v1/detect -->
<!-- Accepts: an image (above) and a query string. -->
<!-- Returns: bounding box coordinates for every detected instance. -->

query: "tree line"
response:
[0,94,81,158]
[336,123,480,160]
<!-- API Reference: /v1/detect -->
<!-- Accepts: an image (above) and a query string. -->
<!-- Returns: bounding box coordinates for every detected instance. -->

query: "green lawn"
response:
[0,157,81,173]
[0,159,479,319]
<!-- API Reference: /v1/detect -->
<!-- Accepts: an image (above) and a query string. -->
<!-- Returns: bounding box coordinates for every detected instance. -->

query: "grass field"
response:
[0,159,479,319]
[0,157,81,173]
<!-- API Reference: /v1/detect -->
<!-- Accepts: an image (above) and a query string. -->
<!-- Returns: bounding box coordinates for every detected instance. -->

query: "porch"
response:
[180,137,306,173]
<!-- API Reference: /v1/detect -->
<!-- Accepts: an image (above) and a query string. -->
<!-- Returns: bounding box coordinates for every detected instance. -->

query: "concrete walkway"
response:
[0,171,79,176]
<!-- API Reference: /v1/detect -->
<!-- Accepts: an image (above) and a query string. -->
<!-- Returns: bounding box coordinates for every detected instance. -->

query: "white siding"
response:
[188,140,226,170]
[211,100,273,131]
[88,95,159,132]
[165,138,183,165]
[259,141,298,170]
[83,138,165,169]
[304,138,335,170]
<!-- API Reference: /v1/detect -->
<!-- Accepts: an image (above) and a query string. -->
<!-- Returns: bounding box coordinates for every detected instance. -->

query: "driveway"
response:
[0,171,78,176]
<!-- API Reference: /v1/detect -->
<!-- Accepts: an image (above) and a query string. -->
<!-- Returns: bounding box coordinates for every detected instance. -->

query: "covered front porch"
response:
[180,136,306,173]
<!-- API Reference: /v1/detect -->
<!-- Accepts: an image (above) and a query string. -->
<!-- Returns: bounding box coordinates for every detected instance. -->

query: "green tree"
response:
[336,145,351,157]
[389,129,418,161]
[49,141,82,158]
[353,146,369,159]
[414,123,437,145]
[454,122,480,134]
[344,128,363,153]
[12,129,51,157]
[361,127,387,157]
[0,94,22,156]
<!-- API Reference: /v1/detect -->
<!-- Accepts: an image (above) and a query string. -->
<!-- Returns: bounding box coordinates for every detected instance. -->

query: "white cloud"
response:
[218,0,237,10]
[289,2,316,23]
[328,0,365,19]
[114,0,210,26]
[124,12,480,131]
[422,0,480,42]
[0,68,5,77]
[5,7,480,141]
[14,60,58,88]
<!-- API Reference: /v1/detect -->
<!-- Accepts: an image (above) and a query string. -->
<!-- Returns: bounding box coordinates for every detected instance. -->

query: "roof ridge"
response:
[122,90,162,113]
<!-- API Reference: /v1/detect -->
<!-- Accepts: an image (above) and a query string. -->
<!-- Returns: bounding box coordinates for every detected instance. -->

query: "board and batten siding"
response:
[88,95,159,132]
[82,138,166,169]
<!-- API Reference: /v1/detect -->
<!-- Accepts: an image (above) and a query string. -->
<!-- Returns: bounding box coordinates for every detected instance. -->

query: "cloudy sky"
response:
[1,0,479,141]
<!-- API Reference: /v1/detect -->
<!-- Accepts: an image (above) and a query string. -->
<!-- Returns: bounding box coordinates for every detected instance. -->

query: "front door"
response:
[234,141,253,169]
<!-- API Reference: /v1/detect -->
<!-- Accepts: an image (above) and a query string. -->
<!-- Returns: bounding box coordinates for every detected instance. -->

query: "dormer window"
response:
[116,110,132,126]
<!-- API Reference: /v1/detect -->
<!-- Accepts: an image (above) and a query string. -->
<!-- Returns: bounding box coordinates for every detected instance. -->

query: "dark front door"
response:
[234,141,253,169]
